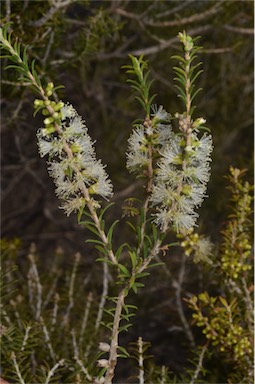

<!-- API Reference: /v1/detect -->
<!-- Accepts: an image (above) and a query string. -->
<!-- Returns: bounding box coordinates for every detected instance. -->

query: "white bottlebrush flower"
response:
[188,183,207,206]
[173,211,198,233]
[61,197,86,216]
[193,237,213,264]
[37,103,113,216]
[151,183,177,207]
[127,151,149,171]
[37,138,54,157]
[154,208,198,233]
[126,97,212,234]
[60,103,76,119]
[73,134,95,155]
[156,163,182,186]
[160,139,182,165]
[89,174,114,199]
[128,126,147,150]
[153,208,173,230]
[126,125,150,172]
[126,106,173,174]
[176,195,195,214]
[37,136,65,158]
[192,134,213,162]
[157,124,174,147]
[55,178,82,198]
[151,105,171,123]
[183,164,211,184]
[151,125,213,234]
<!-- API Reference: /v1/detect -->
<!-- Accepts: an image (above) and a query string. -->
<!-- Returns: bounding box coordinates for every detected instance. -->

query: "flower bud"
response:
[94,377,105,384]
[34,99,43,106]
[193,118,206,128]
[97,359,109,368]
[98,342,110,352]
[46,82,54,90]
[44,117,53,125]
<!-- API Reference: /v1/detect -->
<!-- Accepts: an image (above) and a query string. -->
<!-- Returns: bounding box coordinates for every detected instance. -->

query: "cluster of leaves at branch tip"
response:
[125,33,213,234]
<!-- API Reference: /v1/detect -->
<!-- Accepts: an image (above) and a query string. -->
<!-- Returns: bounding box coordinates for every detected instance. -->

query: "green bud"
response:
[44,117,54,125]
[46,82,54,91]
[70,144,80,153]
[88,184,97,194]
[42,109,49,116]
[182,184,192,195]
[34,99,43,106]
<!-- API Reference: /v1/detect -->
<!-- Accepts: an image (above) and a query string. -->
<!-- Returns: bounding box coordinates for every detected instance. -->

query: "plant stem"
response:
[190,344,208,384]
[137,119,154,256]
[138,337,145,384]
[104,289,126,384]
[11,353,26,384]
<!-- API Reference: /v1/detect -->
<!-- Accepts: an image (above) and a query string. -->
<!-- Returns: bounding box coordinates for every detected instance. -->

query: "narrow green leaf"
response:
[126,304,138,310]
[174,84,187,100]
[173,74,186,85]
[107,220,119,243]
[177,94,187,104]
[95,245,107,254]
[119,323,133,332]
[82,224,99,237]
[132,284,138,294]
[190,69,203,86]
[52,85,65,92]
[147,262,165,269]
[148,94,157,105]
[190,62,202,75]
[99,202,114,221]
[171,55,186,64]
[173,66,186,77]
[190,88,202,103]
[135,282,144,288]
[118,264,130,277]
[86,239,104,245]
[104,309,115,317]
[129,251,137,269]
[135,96,146,110]
[33,105,43,117]
[135,272,150,279]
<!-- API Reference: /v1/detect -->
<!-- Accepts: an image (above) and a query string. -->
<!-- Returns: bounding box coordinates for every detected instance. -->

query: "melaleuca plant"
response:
[125,32,213,234]
[188,167,254,384]
[0,25,214,384]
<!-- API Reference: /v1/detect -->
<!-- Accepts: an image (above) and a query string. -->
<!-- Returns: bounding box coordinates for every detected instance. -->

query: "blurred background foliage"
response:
[0,1,254,382]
